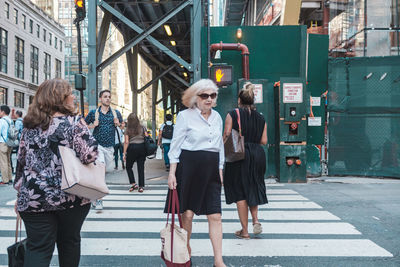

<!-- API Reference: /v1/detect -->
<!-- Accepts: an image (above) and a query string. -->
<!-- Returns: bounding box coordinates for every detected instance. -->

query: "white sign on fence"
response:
[253,84,263,104]
[283,83,303,103]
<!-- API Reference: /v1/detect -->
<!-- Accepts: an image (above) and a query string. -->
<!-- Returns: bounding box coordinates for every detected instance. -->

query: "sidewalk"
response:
[105,158,168,185]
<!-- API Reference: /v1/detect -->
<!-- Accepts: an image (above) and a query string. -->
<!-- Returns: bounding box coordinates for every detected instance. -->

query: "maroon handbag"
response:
[160,189,191,267]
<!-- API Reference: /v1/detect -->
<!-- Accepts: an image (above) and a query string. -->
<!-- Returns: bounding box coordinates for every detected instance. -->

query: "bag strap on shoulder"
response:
[235,108,242,136]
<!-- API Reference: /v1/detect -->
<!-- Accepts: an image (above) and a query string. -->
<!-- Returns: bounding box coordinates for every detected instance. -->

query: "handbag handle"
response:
[15,214,22,243]
[235,109,242,136]
[166,189,183,262]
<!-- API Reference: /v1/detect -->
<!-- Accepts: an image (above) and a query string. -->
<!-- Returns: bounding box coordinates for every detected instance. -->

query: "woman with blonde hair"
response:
[123,113,147,192]
[166,79,226,267]
[14,78,98,267]
[223,82,268,239]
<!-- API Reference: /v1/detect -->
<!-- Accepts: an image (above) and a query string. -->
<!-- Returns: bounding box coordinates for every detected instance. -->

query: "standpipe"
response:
[210,42,250,80]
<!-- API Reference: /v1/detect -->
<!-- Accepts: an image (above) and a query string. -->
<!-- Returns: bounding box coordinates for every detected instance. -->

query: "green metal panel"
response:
[328,56,400,178]
[277,145,307,183]
[201,26,328,178]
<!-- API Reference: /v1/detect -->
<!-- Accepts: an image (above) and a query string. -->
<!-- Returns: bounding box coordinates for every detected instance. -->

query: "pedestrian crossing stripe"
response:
[6,200,322,209]
[0,219,362,235]
[0,237,392,257]
[0,186,393,259]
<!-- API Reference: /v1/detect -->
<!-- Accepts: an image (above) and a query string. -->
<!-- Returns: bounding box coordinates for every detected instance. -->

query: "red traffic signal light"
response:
[74,0,86,22]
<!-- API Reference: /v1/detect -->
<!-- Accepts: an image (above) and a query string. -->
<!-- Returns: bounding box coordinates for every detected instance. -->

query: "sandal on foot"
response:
[253,222,262,235]
[129,184,138,192]
[138,187,144,193]
[234,230,250,240]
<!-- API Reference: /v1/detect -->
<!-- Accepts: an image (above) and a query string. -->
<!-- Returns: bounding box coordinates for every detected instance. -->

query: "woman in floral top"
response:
[14,78,98,267]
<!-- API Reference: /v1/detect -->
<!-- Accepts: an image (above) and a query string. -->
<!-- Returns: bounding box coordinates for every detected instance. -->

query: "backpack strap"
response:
[94,108,100,126]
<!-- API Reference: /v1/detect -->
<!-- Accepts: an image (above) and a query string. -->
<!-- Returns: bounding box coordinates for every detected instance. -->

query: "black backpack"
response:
[161,123,174,139]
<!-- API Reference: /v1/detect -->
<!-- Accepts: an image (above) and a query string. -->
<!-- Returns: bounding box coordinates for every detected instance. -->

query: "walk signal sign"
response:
[211,65,233,86]
[74,0,86,22]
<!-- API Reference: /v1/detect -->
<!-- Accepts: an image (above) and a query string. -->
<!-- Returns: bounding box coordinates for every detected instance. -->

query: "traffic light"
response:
[74,0,86,22]
[210,65,233,86]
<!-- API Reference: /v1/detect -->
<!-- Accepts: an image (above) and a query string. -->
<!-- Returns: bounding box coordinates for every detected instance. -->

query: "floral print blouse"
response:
[14,115,98,212]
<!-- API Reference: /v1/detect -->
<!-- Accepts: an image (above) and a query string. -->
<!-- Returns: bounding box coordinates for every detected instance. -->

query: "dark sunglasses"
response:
[198,93,217,100]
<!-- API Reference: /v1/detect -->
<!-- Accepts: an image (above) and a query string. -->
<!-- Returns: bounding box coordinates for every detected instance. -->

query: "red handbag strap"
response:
[235,108,242,136]
[167,189,184,262]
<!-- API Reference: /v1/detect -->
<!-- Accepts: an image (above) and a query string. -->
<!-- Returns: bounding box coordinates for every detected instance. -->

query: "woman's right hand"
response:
[168,173,177,190]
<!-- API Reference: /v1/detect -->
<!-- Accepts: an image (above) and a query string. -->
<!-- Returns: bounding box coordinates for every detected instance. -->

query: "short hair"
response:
[0,105,10,115]
[99,89,111,98]
[16,110,23,117]
[166,114,173,121]
[182,79,218,108]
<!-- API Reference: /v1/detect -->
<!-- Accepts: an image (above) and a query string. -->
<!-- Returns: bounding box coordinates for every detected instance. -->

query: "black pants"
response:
[20,204,90,267]
[126,143,146,187]
[113,143,123,168]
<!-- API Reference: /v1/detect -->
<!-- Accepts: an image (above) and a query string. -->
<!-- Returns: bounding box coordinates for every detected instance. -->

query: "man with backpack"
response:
[0,105,18,185]
[158,114,174,171]
[85,89,123,210]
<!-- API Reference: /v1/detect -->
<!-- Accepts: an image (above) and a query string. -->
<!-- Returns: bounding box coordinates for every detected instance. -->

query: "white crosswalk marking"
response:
[0,184,393,265]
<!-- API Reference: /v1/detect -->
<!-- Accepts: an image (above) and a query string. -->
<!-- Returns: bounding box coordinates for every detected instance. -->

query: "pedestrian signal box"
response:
[211,65,233,86]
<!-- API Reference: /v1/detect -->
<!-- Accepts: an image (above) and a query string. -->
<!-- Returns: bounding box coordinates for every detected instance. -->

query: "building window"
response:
[29,19,33,34]
[29,95,34,105]
[60,40,62,52]
[0,29,7,73]
[22,14,26,29]
[37,25,40,38]
[55,37,58,49]
[49,33,52,45]
[14,9,18,24]
[43,29,46,42]
[44,53,51,80]
[5,3,9,19]
[0,87,7,105]
[15,37,24,79]
[55,59,61,78]
[30,45,38,84]
[14,91,24,108]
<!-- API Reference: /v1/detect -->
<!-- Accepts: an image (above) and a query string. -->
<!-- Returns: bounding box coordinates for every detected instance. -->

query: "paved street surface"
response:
[0,159,399,266]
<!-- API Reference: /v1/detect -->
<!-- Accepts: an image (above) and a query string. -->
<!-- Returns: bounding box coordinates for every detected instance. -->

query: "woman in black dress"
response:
[223,82,268,239]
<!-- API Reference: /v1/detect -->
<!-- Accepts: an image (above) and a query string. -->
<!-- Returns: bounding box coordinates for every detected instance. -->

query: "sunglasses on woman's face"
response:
[198,93,217,100]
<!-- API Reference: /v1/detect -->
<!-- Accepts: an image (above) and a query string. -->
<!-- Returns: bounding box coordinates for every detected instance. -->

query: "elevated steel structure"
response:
[87,0,202,124]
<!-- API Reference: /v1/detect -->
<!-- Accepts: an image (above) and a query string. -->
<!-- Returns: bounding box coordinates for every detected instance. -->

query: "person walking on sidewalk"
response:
[123,113,147,193]
[0,105,13,185]
[166,79,226,267]
[85,89,122,210]
[157,114,174,171]
[114,121,125,170]
[223,82,268,239]
[14,78,98,267]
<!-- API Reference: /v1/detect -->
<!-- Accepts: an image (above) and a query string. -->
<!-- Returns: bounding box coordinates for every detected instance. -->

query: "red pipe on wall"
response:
[210,42,250,80]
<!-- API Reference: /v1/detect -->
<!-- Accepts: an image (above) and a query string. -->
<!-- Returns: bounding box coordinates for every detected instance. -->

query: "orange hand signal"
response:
[215,69,224,82]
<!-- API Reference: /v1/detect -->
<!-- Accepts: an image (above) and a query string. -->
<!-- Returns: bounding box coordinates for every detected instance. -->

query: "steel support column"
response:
[97,11,112,61]
[126,44,138,114]
[87,0,98,110]
[151,67,158,140]
[97,0,191,71]
[191,0,202,82]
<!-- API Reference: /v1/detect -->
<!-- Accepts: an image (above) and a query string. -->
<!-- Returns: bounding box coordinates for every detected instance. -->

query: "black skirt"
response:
[164,150,222,215]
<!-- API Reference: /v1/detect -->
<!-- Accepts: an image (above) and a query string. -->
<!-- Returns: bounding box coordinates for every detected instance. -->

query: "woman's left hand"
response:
[219,169,223,185]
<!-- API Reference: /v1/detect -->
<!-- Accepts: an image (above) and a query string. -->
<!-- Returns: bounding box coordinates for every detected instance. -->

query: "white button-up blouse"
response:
[168,107,225,169]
